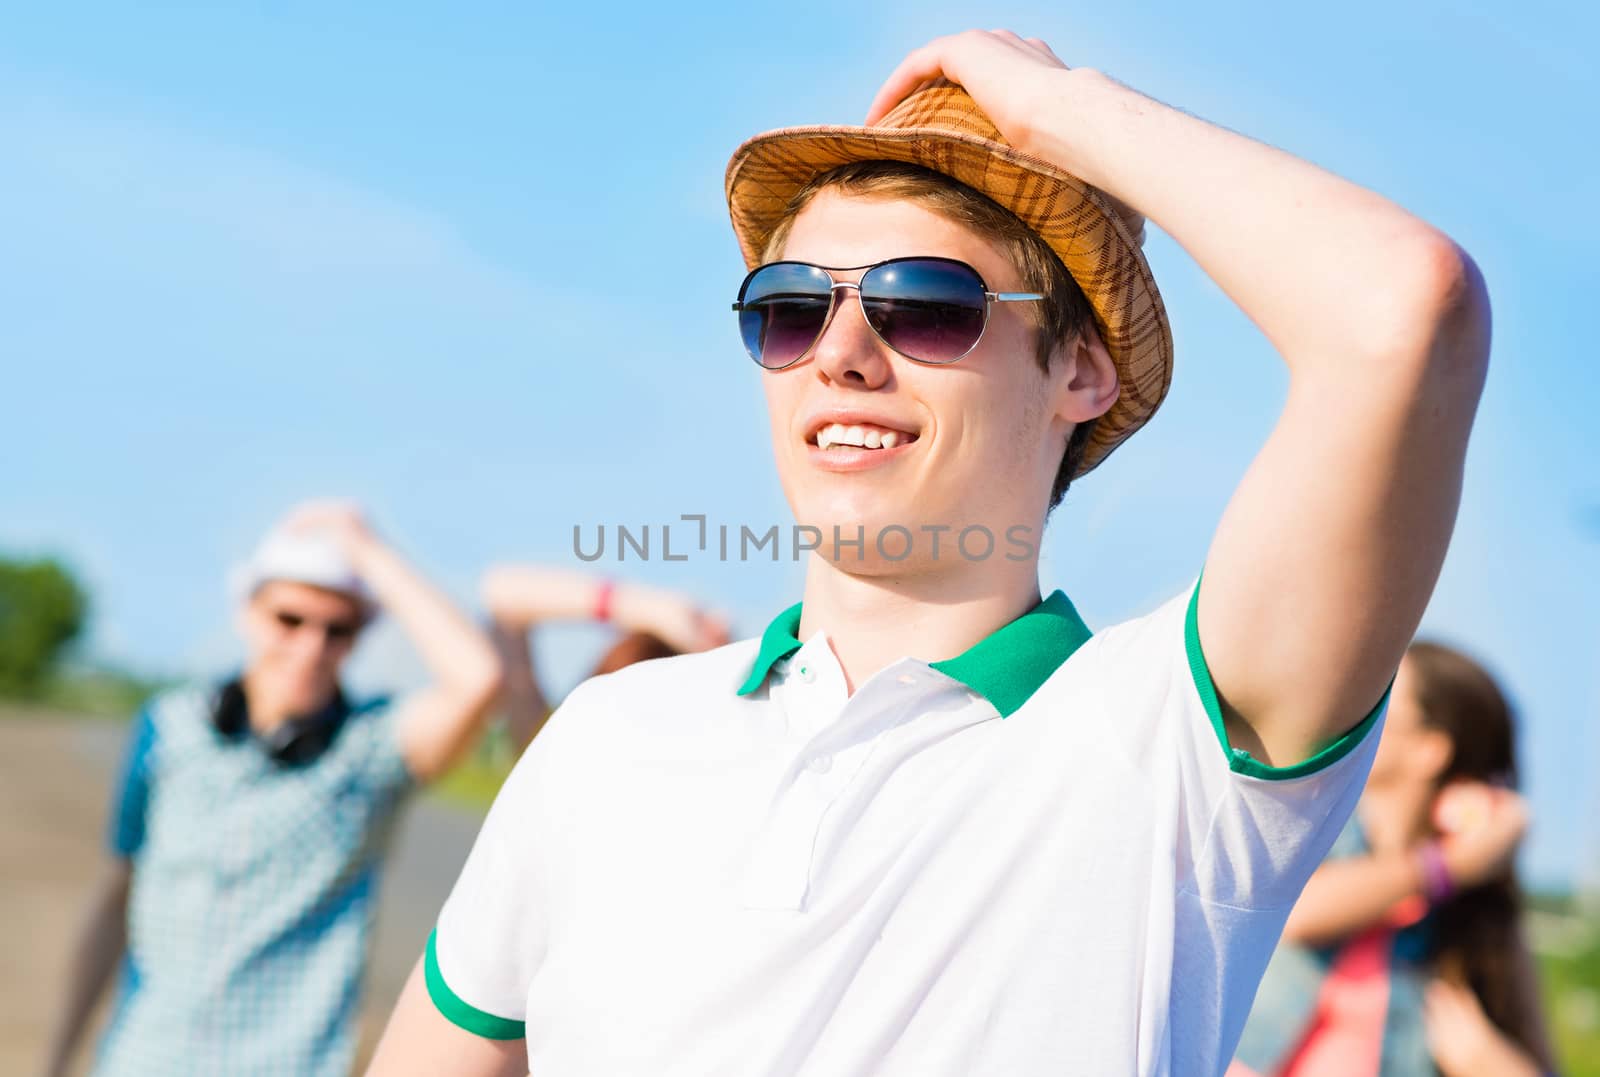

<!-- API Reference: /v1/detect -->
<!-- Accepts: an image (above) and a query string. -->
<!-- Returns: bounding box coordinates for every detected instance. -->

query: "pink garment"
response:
[1279,927,1394,1077]
[1230,897,1426,1077]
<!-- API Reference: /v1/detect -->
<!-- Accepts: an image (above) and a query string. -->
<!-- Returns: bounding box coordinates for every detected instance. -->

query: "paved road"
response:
[0,708,484,1075]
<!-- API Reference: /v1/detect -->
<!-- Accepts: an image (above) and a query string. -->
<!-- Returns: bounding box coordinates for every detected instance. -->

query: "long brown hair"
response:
[588,631,681,678]
[1406,641,1547,1063]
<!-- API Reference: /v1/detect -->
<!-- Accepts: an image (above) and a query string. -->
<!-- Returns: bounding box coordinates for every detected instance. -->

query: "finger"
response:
[866,30,1028,122]
[1026,37,1067,66]
[988,29,1057,65]
[986,29,1065,66]
[864,41,954,124]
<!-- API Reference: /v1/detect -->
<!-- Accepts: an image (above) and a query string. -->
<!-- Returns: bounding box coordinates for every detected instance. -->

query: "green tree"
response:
[0,556,88,697]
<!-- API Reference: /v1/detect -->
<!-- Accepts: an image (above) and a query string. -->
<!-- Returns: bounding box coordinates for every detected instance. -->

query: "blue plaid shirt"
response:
[98,681,415,1076]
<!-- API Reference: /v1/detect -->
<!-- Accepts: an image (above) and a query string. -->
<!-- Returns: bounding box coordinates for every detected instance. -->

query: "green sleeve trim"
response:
[1184,577,1389,781]
[424,928,526,1040]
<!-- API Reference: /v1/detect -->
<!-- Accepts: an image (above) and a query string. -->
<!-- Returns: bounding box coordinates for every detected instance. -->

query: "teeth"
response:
[813,422,912,450]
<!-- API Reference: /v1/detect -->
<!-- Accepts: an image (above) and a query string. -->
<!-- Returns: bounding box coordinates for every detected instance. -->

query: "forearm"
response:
[365,959,527,1077]
[1046,69,1488,748]
[1281,849,1423,947]
[489,621,552,750]
[41,869,129,1076]
[482,565,701,649]
[350,538,500,700]
[481,565,605,626]
[1034,69,1481,374]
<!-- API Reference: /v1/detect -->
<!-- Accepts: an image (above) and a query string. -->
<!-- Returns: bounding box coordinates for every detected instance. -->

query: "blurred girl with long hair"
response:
[1232,641,1557,1076]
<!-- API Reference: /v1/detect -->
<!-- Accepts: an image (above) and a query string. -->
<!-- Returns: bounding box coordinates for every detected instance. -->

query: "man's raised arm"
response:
[869,32,1490,765]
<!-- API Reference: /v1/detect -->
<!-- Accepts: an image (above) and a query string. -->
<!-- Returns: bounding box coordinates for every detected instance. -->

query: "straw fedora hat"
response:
[724,80,1174,477]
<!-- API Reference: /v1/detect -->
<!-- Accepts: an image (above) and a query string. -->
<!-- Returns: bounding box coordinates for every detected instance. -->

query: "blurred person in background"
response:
[1231,642,1557,1077]
[479,565,730,749]
[38,502,503,1077]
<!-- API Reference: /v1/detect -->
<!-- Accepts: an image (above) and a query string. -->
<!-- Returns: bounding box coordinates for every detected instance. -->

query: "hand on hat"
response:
[278,499,378,557]
[866,31,1081,167]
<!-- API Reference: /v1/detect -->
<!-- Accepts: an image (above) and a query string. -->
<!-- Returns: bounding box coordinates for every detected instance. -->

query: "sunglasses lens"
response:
[862,259,988,364]
[738,263,833,368]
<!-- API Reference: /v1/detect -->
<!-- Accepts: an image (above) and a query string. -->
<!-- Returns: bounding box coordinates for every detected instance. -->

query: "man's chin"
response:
[794,512,938,566]
[273,684,340,718]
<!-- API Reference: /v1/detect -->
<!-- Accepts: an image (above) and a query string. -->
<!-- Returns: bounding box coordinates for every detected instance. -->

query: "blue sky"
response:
[2,2,1595,887]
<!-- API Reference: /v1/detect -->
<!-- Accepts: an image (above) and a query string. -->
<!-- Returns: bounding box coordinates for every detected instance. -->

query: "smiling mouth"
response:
[808,421,921,451]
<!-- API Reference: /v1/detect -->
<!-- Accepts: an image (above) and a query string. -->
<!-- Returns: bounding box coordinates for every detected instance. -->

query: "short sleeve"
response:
[326,695,416,798]
[425,688,573,1040]
[108,706,158,859]
[1176,577,1388,911]
[1092,580,1389,1069]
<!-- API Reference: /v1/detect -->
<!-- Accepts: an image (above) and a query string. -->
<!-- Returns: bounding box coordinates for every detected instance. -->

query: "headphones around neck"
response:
[212,678,350,766]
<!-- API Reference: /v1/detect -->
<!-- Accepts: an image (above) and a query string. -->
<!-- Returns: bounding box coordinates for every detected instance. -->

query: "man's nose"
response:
[811,284,892,389]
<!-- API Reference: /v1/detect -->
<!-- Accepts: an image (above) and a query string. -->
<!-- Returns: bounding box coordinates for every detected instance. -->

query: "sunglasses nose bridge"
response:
[806,280,898,385]
[821,279,880,340]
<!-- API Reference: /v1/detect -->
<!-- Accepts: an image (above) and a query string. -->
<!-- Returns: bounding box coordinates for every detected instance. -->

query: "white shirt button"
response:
[807,754,833,774]
[797,664,816,684]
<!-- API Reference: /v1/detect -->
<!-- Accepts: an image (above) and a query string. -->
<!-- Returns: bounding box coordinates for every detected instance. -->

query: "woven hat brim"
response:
[726,124,1173,477]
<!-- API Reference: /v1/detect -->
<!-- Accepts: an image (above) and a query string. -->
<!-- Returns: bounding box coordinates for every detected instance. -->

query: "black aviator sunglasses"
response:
[733,256,1043,370]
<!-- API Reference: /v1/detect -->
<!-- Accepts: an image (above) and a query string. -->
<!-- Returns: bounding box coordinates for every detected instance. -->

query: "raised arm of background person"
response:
[363,958,527,1077]
[486,617,551,751]
[36,858,131,1077]
[481,565,730,748]
[1283,786,1529,946]
[282,502,503,782]
[481,564,729,656]
[478,566,575,750]
[869,33,1491,765]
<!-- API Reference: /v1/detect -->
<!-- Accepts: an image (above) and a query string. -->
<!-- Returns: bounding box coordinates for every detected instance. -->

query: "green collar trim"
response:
[736,601,805,698]
[736,591,1092,718]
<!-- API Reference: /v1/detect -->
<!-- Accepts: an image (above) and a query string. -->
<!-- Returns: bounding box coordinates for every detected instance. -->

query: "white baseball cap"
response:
[230,526,379,621]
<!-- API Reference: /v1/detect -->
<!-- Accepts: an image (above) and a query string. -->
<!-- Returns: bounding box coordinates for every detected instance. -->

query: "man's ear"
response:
[1052,322,1119,424]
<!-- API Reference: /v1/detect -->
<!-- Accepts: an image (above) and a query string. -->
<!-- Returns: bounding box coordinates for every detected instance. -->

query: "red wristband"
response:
[593,579,615,623]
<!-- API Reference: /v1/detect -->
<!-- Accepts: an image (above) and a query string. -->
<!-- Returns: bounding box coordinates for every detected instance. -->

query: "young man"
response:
[369,31,1490,1076]
[40,502,503,1077]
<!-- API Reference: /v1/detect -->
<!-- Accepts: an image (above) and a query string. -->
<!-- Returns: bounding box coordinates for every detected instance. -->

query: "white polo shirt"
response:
[427,581,1385,1075]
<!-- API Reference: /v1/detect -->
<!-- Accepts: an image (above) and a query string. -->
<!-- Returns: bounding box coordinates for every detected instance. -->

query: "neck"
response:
[798,552,1044,693]
[1358,778,1436,853]
[240,671,333,733]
